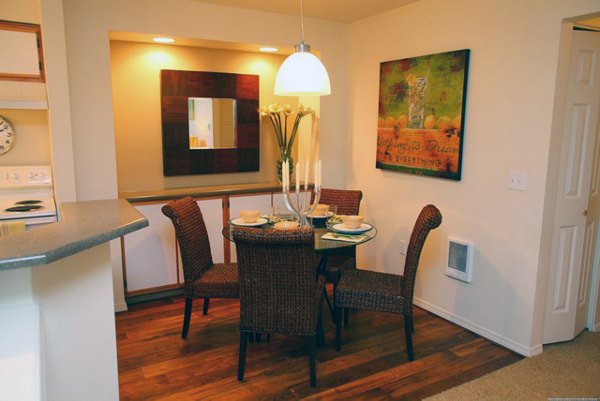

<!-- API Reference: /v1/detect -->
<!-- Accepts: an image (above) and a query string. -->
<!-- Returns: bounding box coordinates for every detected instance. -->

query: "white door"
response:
[544,30,600,343]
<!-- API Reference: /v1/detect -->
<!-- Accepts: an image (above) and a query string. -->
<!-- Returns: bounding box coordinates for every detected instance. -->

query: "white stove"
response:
[0,165,57,227]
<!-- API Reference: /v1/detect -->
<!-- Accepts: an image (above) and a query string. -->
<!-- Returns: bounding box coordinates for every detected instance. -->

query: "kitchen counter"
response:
[0,198,148,270]
[119,181,290,203]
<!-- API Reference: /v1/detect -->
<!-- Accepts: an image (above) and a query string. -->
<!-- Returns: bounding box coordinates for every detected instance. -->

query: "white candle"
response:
[314,161,319,189]
[296,162,300,195]
[318,160,322,189]
[286,160,290,190]
[304,162,309,192]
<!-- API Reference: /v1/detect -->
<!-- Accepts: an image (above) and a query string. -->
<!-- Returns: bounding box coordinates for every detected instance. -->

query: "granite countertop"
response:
[0,199,149,271]
[119,181,289,203]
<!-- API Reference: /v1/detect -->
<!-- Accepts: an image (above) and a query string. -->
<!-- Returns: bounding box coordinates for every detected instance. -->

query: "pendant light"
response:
[274,0,331,96]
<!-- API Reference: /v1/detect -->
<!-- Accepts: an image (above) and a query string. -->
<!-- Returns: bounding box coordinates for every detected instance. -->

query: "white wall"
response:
[347,0,600,355]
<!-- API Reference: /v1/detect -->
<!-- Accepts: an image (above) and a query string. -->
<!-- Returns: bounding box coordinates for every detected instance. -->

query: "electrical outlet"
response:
[399,240,407,255]
[508,171,526,191]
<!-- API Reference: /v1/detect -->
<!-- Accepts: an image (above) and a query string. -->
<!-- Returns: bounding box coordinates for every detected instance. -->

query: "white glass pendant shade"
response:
[275,50,331,96]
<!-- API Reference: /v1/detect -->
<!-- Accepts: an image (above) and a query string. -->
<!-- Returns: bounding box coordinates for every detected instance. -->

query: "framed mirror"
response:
[161,69,259,176]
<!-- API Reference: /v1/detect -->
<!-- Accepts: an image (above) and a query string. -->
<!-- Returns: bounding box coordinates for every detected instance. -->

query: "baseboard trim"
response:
[126,288,184,305]
[114,302,128,313]
[414,297,542,357]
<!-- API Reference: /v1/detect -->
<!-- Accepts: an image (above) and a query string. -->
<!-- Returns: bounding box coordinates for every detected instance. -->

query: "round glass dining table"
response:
[221,219,377,251]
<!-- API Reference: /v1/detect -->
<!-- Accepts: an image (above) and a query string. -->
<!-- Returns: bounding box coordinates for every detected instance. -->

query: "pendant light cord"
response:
[300,0,305,45]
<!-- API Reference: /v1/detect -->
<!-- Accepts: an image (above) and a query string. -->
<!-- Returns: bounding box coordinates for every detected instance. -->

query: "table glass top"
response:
[222,217,377,252]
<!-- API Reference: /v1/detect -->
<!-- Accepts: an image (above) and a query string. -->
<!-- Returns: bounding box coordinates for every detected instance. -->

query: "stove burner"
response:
[15,200,43,205]
[4,205,44,213]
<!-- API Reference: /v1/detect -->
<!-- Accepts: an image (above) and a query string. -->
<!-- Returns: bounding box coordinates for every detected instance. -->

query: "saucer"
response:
[307,211,334,219]
[231,217,268,226]
[331,223,372,234]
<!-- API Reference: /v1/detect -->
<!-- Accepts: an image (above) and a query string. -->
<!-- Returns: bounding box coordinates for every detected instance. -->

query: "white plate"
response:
[307,211,334,219]
[332,223,372,234]
[231,217,268,226]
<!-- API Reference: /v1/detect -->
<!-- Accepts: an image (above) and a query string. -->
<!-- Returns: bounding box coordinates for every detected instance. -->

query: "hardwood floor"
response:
[116,295,521,400]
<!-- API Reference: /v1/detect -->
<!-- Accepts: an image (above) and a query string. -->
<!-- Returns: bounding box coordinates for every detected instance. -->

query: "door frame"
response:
[538,21,600,346]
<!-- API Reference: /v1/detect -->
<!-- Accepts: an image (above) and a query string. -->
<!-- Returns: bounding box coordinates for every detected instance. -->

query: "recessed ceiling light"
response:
[153,37,175,44]
[259,47,278,53]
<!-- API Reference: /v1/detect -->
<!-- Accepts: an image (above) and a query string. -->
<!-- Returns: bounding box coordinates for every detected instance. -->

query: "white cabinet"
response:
[123,203,178,293]
[122,199,223,294]
[120,188,295,298]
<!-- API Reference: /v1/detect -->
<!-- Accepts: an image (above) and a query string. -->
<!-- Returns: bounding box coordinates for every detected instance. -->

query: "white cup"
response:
[240,210,261,223]
[342,215,364,229]
[313,204,329,216]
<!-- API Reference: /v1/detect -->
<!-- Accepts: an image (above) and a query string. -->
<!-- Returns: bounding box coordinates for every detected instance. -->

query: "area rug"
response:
[425,330,600,401]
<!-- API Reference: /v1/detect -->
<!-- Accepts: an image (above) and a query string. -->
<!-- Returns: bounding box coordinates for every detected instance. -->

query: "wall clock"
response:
[0,115,16,155]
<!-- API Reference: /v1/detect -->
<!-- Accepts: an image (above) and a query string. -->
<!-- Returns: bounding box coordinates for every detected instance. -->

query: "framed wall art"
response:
[376,49,470,180]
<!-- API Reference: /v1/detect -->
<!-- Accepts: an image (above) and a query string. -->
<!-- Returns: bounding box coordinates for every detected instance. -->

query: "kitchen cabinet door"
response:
[123,203,178,293]
[124,199,224,294]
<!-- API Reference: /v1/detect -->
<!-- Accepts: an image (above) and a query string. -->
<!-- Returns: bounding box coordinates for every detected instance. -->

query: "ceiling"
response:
[190,0,419,23]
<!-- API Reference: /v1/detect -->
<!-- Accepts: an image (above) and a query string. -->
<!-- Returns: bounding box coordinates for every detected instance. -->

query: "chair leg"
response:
[308,335,317,387]
[317,309,325,347]
[323,288,335,322]
[404,314,414,361]
[181,297,193,339]
[343,308,350,327]
[202,297,210,315]
[335,306,343,351]
[238,332,248,381]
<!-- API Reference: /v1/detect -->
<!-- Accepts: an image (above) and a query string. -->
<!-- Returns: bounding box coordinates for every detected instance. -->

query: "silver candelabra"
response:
[282,185,320,228]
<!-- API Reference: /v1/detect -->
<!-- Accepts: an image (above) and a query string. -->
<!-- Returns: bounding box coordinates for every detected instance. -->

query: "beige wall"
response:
[0,109,50,165]
[0,0,41,23]
[347,0,600,355]
[60,0,347,201]
[110,40,294,191]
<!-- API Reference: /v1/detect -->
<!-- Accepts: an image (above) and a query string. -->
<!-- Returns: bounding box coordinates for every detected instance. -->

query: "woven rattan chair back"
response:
[232,227,320,335]
[161,196,213,285]
[232,226,325,387]
[310,187,363,215]
[402,204,443,310]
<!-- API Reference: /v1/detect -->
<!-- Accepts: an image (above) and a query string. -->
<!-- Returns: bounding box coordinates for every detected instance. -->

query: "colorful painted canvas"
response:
[376,49,470,180]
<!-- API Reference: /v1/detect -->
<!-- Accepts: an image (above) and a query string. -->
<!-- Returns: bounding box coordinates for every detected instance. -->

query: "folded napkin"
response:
[0,220,26,237]
[321,232,366,243]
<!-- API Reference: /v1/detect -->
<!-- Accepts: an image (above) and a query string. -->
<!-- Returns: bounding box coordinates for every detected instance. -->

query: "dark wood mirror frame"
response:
[161,69,259,176]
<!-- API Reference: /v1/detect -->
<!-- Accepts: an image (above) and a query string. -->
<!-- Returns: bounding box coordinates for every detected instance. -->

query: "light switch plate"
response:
[508,171,526,191]
[399,240,407,255]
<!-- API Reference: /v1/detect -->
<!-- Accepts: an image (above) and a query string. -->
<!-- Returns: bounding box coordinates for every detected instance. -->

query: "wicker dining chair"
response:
[334,204,442,361]
[311,188,363,323]
[232,226,325,387]
[310,188,363,281]
[161,196,239,339]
